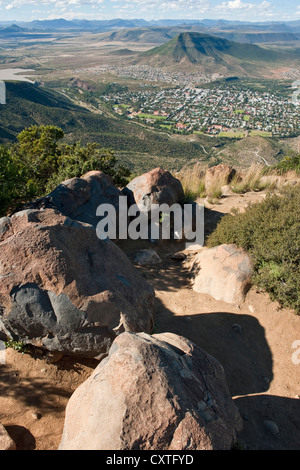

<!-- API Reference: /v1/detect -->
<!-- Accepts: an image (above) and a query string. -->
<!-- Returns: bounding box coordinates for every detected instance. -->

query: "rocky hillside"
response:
[0,166,299,451]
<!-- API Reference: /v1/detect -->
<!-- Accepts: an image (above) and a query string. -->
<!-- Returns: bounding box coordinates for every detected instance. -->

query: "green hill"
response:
[98,27,175,44]
[144,31,282,62]
[141,31,285,72]
[0,81,110,140]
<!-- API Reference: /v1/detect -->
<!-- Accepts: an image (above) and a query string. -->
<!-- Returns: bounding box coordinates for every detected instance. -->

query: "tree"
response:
[14,125,64,195]
[46,141,130,192]
[0,145,15,214]
[0,125,131,217]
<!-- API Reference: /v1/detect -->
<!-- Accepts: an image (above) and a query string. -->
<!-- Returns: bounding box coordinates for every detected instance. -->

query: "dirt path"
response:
[0,190,299,450]
[145,253,300,450]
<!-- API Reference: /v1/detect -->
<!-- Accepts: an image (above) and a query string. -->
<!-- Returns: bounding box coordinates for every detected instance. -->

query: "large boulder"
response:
[58,331,243,450]
[0,209,154,358]
[20,171,123,229]
[123,167,184,212]
[192,244,253,304]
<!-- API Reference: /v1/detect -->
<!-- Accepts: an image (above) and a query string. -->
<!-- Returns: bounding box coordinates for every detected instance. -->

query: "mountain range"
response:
[1,18,300,35]
[1,18,300,47]
[98,26,300,45]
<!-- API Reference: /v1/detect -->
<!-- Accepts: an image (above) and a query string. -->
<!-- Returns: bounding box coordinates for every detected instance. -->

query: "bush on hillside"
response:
[206,186,300,314]
[0,145,27,216]
[274,153,300,173]
[44,141,131,193]
[0,125,131,217]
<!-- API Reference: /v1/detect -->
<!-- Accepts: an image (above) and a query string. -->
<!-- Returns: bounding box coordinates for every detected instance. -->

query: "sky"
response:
[0,0,298,23]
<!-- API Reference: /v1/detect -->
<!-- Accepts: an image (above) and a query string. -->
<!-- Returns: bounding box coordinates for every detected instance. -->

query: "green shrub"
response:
[0,145,28,215]
[45,141,131,193]
[0,125,131,217]
[274,153,300,173]
[4,339,28,354]
[206,186,300,313]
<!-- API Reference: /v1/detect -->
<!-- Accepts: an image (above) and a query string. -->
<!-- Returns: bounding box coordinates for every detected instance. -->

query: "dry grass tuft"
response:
[175,165,206,202]
[176,163,300,203]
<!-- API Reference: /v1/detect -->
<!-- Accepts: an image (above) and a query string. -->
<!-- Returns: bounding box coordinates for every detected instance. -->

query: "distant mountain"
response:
[29,18,76,30]
[71,18,149,30]
[97,25,300,46]
[214,31,300,44]
[13,18,300,34]
[137,32,286,74]
[144,32,282,62]
[0,24,29,37]
[97,27,177,44]
[1,24,25,32]
[21,18,151,31]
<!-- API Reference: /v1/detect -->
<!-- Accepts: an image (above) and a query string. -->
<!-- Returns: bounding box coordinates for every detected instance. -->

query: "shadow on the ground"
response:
[146,247,300,450]
[234,394,300,450]
[5,425,36,450]
[203,206,226,238]
[154,299,273,397]
[153,293,300,450]
[120,235,274,396]
[0,361,72,412]
[116,224,300,450]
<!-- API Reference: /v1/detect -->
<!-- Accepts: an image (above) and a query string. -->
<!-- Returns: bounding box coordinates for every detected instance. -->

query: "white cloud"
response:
[6,1,18,9]
[0,0,285,21]
[215,0,273,18]
[121,0,210,16]
[216,0,271,10]
[4,0,103,9]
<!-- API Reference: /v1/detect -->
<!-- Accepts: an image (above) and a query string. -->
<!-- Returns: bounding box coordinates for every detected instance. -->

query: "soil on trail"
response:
[0,191,299,450]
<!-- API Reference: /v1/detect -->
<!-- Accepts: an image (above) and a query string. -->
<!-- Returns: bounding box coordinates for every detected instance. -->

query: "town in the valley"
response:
[82,66,300,138]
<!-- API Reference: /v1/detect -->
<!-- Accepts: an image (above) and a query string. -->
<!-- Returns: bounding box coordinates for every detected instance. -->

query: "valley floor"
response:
[0,190,299,450]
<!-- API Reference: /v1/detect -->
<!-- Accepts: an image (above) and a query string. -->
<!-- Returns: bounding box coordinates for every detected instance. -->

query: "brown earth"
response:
[0,190,299,450]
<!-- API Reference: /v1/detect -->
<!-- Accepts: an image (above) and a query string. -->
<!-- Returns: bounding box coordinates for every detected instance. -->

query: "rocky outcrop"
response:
[0,209,154,358]
[192,244,253,304]
[204,164,236,196]
[123,167,184,212]
[58,331,242,450]
[20,171,123,229]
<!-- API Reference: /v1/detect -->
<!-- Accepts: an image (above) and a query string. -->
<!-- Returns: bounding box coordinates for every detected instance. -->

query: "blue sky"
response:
[0,0,298,23]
